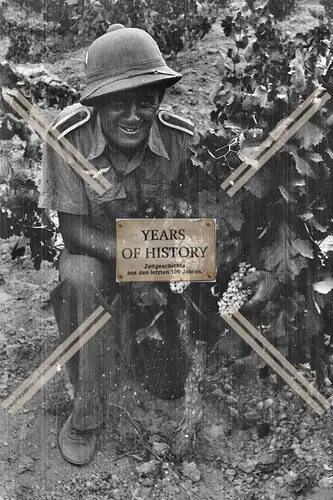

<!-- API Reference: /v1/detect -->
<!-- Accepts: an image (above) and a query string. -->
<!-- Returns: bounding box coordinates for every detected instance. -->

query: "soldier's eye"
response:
[112,98,126,109]
[140,93,158,107]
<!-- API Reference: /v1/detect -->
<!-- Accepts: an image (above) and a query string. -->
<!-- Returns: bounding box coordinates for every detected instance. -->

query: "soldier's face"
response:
[99,86,163,153]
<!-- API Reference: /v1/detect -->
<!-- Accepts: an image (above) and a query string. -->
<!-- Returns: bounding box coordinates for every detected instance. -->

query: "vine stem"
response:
[108,403,163,463]
[171,301,206,459]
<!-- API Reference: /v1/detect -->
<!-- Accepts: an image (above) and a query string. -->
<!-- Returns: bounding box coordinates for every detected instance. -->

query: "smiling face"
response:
[98,85,164,156]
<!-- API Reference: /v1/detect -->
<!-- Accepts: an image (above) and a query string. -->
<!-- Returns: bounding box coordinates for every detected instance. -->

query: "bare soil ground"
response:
[1,1,333,499]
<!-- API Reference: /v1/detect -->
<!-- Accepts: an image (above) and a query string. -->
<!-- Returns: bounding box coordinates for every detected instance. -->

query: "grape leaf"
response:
[313,288,332,309]
[218,191,245,231]
[198,189,245,231]
[289,51,306,93]
[0,61,19,88]
[295,122,324,151]
[253,85,268,107]
[214,84,235,107]
[260,223,291,270]
[242,85,268,110]
[319,235,333,253]
[198,189,217,217]
[290,64,306,93]
[136,324,164,344]
[244,171,270,198]
[286,255,308,281]
[260,223,311,282]
[308,217,327,232]
[309,152,323,163]
[217,218,230,239]
[239,144,263,163]
[291,238,314,259]
[299,212,313,222]
[327,148,333,160]
[289,148,316,178]
[253,0,269,10]
[0,156,11,182]
[269,310,288,340]
[242,94,255,111]
[312,278,333,294]
[217,235,241,267]
[130,284,168,308]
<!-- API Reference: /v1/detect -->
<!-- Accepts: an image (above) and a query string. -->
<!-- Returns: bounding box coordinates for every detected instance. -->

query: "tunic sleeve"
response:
[38,126,89,215]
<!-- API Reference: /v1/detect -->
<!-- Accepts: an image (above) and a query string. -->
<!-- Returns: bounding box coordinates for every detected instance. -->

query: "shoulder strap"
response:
[51,103,92,140]
[157,108,195,136]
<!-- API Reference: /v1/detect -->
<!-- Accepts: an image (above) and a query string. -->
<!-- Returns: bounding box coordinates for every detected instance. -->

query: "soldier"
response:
[38,25,277,465]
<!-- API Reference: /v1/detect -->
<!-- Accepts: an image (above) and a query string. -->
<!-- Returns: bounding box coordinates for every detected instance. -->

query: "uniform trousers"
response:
[50,248,188,431]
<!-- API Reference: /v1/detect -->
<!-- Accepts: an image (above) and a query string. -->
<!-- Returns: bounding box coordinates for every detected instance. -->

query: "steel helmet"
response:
[80,26,182,105]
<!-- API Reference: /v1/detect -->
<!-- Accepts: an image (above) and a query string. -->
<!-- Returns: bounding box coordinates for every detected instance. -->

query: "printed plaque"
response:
[116,218,216,282]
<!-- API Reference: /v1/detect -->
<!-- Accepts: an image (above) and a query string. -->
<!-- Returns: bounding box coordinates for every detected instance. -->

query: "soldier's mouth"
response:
[119,125,141,134]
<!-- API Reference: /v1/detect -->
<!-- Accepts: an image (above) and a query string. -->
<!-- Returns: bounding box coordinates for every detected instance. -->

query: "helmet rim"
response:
[80,69,181,106]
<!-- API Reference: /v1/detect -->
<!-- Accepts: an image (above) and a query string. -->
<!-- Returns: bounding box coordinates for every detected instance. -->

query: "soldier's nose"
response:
[125,102,140,122]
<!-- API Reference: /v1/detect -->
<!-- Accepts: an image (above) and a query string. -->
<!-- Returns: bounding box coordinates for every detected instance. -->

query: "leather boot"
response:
[58,413,99,465]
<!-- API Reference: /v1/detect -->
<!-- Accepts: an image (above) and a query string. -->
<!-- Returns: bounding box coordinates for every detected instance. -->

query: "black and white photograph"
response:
[1,0,333,499]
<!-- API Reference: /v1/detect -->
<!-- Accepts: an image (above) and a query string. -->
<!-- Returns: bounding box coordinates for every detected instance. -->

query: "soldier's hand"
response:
[240,270,279,310]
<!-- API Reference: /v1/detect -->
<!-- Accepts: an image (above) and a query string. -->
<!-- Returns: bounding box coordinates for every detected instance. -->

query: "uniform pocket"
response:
[85,180,127,204]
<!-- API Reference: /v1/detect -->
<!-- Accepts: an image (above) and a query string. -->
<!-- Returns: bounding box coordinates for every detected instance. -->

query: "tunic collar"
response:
[87,111,170,161]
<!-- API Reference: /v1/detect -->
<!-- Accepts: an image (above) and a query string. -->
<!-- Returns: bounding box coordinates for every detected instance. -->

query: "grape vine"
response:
[1,0,217,63]
[245,0,297,20]
[190,9,333,377]
[0,62,66,269]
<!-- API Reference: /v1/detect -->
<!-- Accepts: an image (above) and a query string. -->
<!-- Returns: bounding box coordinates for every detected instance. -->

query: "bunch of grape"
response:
[218,262,255,314]
[170,280,190,294]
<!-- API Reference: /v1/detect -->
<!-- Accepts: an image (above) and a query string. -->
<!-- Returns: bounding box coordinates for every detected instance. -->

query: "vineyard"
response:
[0,0,218,63]
[2,0,333,499]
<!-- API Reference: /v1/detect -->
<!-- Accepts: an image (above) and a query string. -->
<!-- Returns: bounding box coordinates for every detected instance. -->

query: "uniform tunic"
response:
[39,106,193,229]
